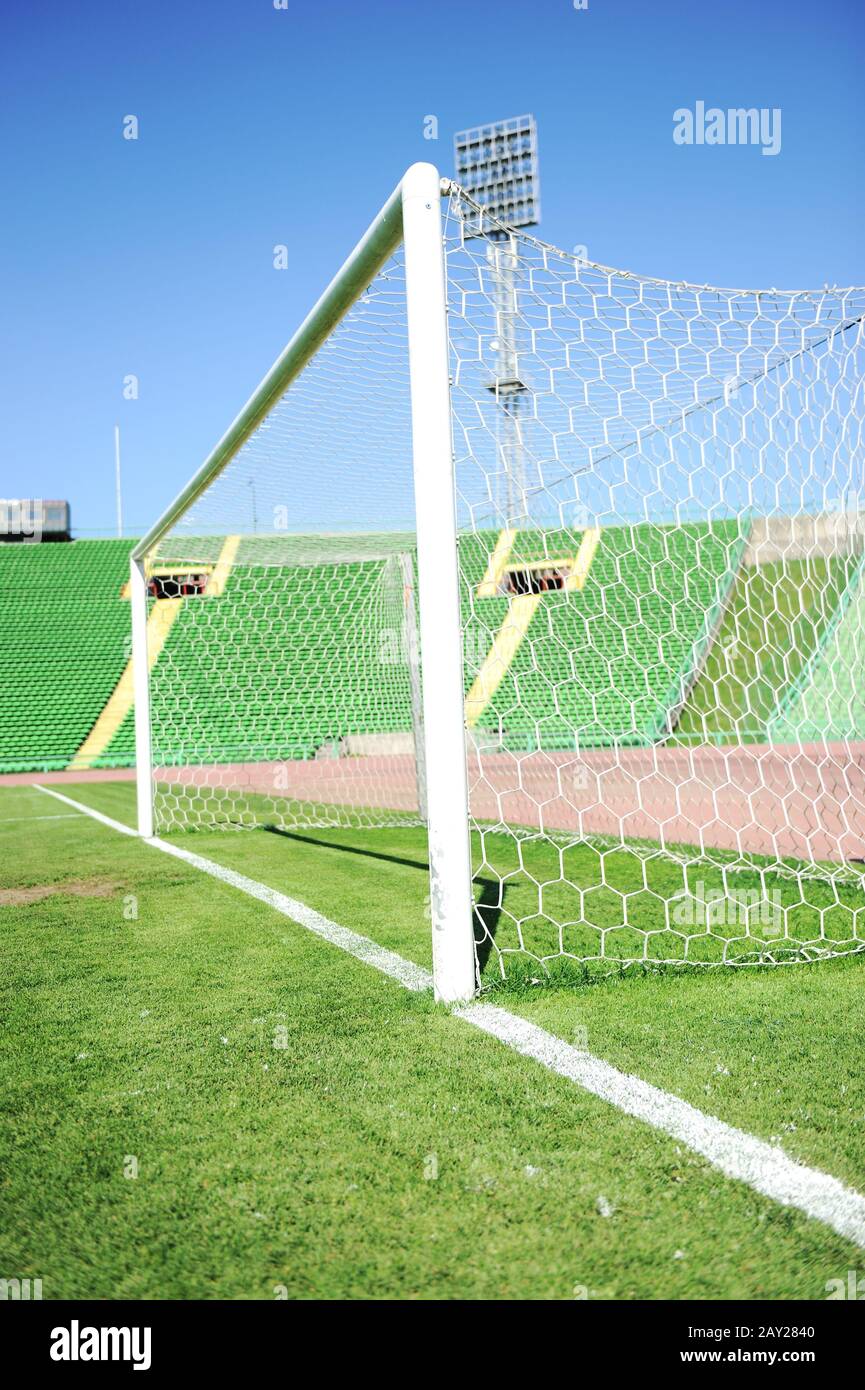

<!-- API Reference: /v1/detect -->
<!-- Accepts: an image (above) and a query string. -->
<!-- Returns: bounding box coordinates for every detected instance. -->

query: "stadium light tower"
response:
[453,115,540,525]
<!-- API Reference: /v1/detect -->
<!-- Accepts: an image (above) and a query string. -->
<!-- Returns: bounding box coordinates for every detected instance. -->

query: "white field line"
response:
[35,785,432,992]
[149,833,433,993]
[0,812,83,823]
[35,785,139,836]
[455,1003,865,1250]
[35,783,865,1251]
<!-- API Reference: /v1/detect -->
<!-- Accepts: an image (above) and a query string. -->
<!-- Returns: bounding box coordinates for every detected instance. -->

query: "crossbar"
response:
[132,176,411,562]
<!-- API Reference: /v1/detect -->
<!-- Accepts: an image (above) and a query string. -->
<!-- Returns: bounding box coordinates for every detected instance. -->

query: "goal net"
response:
[133,164,865,997]
[140,242,426,834]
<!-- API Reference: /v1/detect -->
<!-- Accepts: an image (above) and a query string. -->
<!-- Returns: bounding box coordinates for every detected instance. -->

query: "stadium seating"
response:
[4,520,855,778]
[675,554,861,744]
[102,556,413,767]
[461,521,746,748]
[100,520,745,766]
[0,540,133,771]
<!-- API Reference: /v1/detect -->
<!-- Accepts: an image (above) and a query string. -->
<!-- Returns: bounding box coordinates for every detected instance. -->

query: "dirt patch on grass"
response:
[0,879,123,907]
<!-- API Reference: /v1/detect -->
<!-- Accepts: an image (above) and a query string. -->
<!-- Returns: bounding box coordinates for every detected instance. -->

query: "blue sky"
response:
[1,0,862,538]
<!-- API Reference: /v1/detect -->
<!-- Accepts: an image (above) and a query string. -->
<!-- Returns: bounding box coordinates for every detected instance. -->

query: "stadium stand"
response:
[463,520,746,749]
[0,539,134,772]
[98,520,745,766]
[4,518,852,777]
[101,554,413,767]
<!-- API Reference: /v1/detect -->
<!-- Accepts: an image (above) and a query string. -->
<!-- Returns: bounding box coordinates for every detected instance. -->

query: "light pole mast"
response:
[453,115,540,528]
[489,234,527,523]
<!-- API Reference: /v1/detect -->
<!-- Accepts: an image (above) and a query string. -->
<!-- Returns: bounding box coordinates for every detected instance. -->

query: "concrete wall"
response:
[745,512,865,566]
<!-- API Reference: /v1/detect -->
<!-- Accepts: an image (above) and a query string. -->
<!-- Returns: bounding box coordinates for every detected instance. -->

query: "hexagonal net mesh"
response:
[140,181,865,979]
[444,185,865,976]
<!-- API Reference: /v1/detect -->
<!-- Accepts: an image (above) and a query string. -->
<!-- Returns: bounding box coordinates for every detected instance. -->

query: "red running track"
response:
[6,742,863,864]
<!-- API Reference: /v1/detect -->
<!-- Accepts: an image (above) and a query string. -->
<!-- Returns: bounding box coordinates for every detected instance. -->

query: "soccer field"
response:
[3,1,864,1329]
[2,777,865,1300]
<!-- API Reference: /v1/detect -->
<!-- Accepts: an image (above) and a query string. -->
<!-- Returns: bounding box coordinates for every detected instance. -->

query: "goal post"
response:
[130,553,154,839]
[401,163,476,1003]
[131,158,865,997]
[131,162,478,1003]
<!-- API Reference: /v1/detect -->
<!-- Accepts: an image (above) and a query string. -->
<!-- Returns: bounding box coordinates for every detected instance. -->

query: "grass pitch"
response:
[2,779,865,1299]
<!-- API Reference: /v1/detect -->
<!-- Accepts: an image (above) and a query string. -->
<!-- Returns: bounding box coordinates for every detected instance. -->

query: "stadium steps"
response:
[205,535,241,596]
[70,534,240,770]
[464,526,601,728]
[661,519,751,740]
[465,593,541,728]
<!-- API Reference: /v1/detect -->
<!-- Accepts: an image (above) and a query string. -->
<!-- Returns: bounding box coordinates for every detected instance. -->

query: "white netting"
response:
[140,181,865,979]
[146,250,425,831]
[443,186,865,976]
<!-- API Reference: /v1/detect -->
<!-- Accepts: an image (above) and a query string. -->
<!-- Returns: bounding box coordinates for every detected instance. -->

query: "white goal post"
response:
[131,163,478,1003]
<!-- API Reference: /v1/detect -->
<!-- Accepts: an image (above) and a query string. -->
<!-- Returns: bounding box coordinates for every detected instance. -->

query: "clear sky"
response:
[1,0,862,538]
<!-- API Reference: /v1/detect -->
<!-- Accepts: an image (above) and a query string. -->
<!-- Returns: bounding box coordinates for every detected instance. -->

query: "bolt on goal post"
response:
[130,163,478,1003]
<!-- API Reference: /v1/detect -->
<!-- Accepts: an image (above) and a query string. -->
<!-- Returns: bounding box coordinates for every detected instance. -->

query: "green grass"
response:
[2,780,865,1299]
[143,781,865,973]
[675,556,858,743]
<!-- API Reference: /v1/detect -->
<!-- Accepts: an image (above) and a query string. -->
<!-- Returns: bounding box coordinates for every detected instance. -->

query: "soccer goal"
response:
[132,162,865,1002]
